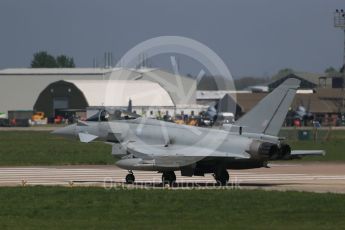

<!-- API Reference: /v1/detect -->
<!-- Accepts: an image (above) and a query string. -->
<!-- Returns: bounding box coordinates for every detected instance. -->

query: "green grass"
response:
[0,131,114,166]
[280,129,345,162]
[287,140,345,162]
[0,187,344,230]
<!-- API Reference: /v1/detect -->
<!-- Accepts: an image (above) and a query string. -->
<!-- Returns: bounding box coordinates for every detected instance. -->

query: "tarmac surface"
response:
[0,163,345,193]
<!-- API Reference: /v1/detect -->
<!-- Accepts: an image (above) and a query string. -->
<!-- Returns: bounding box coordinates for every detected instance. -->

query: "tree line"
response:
[31,51,75,68]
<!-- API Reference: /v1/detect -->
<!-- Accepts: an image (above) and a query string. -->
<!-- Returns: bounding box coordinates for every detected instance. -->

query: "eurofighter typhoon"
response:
[52,78,324,185]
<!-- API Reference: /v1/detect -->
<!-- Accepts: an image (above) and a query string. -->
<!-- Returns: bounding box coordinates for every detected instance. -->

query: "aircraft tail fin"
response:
[234,78,300,136]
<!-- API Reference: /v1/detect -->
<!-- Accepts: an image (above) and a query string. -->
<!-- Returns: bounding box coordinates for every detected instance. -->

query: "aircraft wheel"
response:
[162,171,176,186]
[214,169,229,186]
[125,173,135,184]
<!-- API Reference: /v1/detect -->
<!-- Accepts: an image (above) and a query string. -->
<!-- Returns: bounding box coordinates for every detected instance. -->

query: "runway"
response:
[1,163,345,193]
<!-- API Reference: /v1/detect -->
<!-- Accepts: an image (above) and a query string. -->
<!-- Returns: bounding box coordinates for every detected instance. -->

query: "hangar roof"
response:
[0,67,194,113]
[109,68,197,105]
[0,68,114,75]
[268,72,323,89]
[66,80,174,107]
[0,67,197,105]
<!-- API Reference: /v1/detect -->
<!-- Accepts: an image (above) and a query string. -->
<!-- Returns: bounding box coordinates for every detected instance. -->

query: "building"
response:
[196,90,250,106]
[268,71,345,90]
[35,80,175,118]
[109,68,197,105]
[0,68,111,115]
[268,72,323,90]
[221,92,340,125]
[196,86,342,125]
[0,68,198,119]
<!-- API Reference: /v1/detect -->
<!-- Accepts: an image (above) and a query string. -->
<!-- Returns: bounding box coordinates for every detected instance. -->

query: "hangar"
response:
[108,68,197,105]
[34,80,174,118]
[0,68,112,115]
[0,68,197,119]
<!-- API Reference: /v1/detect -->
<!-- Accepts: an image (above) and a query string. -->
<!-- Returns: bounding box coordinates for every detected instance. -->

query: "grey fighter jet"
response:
[52,78,325,185]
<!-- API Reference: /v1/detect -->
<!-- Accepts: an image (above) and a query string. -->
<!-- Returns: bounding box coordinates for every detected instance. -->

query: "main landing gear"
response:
[213,168,229,186]
[124,171,177,186]
[162,171,176,186]
[125,171,135,184]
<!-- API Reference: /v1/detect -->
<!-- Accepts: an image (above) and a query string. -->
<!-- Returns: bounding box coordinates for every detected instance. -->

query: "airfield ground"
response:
[0,129,344,229]
[0,129,344,193]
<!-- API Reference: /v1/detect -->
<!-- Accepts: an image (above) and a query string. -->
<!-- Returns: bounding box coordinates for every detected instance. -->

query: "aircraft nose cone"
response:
[51,124,76,138]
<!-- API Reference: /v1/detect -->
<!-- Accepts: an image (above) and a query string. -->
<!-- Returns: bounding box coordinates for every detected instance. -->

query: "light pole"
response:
[334,9,345,114]
[334,9,345,68]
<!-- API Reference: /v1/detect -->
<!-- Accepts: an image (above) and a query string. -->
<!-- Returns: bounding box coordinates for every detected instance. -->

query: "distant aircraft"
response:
[294,105,313,122]
[201,97,235,126]
[52,78,325,185]
[287,98,314,126]
[86,99,139,122]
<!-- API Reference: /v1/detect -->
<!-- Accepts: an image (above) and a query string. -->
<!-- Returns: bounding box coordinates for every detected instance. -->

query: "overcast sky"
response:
[0,0,344,77]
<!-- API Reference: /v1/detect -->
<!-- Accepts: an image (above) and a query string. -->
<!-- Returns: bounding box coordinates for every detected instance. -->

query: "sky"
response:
[0,0,344,77]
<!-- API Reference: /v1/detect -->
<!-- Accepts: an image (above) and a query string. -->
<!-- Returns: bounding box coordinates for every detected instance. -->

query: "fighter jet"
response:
[52,78,325,185]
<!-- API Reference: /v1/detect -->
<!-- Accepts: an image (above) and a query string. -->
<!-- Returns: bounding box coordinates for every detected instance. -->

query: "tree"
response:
[340,64,345,74]
[277,68,294,76]
[31,51,57,68]
[270,68,294,82]
[56,55,75,68]
[324,66,338,74]
[30,51,75,68]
